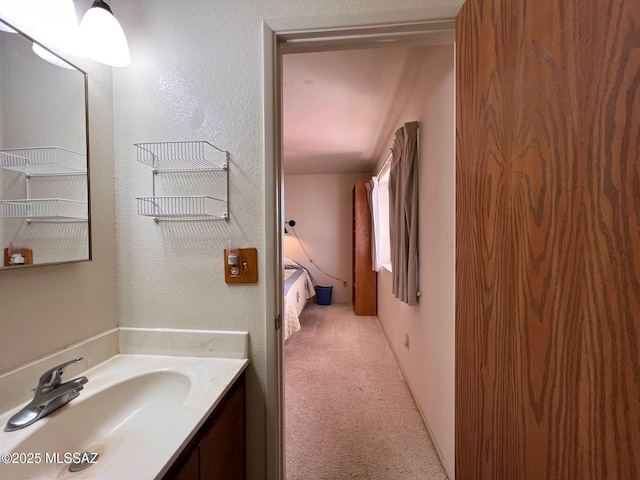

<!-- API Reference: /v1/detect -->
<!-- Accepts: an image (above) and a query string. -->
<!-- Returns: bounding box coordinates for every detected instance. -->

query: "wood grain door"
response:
[456,1,640,479]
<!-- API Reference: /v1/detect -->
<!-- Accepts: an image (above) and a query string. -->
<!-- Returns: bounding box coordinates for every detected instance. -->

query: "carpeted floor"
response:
[285,303,448,480]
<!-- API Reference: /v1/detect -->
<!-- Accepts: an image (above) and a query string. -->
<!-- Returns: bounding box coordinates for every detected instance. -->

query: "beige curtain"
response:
[389,121,419,305]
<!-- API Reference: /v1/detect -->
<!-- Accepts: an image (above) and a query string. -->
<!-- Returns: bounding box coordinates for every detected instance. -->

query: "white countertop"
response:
[0,327,249,480]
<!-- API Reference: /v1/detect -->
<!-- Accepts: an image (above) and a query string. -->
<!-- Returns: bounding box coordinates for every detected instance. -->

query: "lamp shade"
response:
[79,1,130,67]
[32,43,75,69]
[28,0,79,68]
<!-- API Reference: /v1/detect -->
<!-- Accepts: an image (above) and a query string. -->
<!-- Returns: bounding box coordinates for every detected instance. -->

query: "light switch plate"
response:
[224,248,258,284]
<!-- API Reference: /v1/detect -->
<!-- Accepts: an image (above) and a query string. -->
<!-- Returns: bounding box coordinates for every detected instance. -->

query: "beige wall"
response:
[284,173,370,304]
[376,44,456,476]
[0,3,118,374]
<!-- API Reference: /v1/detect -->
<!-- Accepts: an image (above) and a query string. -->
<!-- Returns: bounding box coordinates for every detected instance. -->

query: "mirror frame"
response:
[0,17,91,270]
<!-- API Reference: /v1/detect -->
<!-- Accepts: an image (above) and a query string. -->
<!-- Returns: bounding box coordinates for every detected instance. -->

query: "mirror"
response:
[0,18,90,269]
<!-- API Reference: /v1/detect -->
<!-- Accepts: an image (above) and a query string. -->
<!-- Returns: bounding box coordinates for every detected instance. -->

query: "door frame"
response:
[263,6,460,478]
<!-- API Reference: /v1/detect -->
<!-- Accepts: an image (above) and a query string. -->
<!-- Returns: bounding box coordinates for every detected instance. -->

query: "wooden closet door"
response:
[456,0,640,479]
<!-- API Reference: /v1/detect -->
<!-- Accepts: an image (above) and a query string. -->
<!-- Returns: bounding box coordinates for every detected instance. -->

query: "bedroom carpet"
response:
[285,303,448,480]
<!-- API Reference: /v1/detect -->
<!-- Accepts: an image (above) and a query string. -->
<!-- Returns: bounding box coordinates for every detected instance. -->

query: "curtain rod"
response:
[374,124,420,178]
[375,152,393,178]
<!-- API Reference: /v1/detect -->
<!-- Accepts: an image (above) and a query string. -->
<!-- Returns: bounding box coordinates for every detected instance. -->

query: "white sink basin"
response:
[0,354,247,479]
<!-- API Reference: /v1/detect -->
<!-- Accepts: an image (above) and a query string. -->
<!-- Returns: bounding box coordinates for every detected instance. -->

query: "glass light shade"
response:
[79,2,131,67]
[2,0,79,59]
[26,0,80,68]
[32,42,75,69]
[0,0,75,36]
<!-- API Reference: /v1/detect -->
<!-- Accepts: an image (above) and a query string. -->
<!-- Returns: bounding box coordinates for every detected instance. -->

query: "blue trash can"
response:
[315,286,333,305]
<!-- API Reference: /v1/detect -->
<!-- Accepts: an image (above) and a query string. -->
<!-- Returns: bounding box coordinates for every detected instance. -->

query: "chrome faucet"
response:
[4,358,89,432]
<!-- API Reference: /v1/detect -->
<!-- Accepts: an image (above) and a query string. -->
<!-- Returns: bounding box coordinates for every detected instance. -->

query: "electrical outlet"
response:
[404,333,410,350]
[224,248,258,284]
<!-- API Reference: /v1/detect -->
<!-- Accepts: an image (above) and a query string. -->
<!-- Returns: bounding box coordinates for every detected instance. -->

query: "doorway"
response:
[263,8,459,479]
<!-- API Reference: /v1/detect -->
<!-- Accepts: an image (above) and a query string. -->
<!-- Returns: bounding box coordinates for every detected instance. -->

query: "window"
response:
[376,164,392,272]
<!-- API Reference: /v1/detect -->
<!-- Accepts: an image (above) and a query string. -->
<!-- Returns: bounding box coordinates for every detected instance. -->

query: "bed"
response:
[284,258,316,340]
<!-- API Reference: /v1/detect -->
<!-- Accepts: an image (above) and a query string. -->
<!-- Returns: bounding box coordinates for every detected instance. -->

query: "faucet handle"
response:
[37,358,83,392]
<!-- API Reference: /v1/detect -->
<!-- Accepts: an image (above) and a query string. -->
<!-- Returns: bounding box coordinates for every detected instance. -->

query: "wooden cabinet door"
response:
[456,0,640,478]
[173,448,199,480]
[199,384,245,480]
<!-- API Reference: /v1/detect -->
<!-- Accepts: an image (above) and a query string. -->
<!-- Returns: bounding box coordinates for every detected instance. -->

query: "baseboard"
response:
[377,319,453,480]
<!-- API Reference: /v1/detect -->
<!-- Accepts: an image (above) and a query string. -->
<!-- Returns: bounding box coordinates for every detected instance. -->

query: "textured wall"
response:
[112,1,461,478]
[376,44,456,476]
[284,173,370,304]
[0,2,118,374]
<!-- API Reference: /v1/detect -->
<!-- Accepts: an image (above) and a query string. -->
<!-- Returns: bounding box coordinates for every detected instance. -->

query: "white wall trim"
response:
[265,6,459,33]
[263,18,284,480]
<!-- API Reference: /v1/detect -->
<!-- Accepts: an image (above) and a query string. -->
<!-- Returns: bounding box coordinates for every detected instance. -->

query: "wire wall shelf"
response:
[135,141,229,221]
[136,196,227,222]
[0,198,88,222]
[134,141,228,172]
[0,147,86,176]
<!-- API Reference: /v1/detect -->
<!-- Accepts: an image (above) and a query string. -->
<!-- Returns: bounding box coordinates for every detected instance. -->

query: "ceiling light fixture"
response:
[79,0,130,67]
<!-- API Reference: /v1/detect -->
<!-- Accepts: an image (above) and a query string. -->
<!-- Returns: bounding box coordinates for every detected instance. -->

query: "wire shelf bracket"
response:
[0,147,87,177]
[134,141,228,172]
[0,198,88,222]
[134,141,229,221]
[136,195,228,223]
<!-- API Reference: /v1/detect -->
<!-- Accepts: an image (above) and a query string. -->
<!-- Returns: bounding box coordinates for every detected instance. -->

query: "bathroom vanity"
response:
[0,328,249,480]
